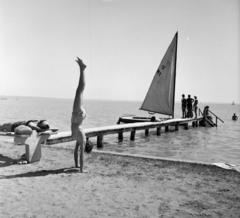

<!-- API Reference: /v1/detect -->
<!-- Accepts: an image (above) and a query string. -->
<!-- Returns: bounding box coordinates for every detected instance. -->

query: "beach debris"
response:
[213,162,240,172]
[85,139,94,153]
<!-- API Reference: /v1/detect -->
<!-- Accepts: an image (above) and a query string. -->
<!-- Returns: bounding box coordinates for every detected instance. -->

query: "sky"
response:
[0,0,239,103]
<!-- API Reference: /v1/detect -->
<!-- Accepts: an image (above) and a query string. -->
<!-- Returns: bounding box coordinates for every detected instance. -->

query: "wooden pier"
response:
[47,117,203,147]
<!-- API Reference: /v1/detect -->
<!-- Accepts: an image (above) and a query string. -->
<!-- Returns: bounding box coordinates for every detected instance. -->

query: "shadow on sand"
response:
[0,154,21,168]
[0,167,82,180]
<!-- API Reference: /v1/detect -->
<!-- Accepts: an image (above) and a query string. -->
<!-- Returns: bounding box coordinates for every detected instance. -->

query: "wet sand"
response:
[0,140,240,218]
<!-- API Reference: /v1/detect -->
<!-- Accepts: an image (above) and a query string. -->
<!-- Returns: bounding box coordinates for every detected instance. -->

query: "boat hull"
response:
[117,116,166,124]
[117,116,150,124]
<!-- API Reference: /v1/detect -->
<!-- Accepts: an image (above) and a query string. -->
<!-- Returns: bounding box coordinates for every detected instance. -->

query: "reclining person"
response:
[0,120,51,132]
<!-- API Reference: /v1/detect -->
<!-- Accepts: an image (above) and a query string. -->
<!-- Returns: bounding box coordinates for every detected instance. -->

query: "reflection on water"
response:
[0,97,240,165]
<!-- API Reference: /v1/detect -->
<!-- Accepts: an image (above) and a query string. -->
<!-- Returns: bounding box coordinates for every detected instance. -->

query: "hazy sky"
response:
[0,0,239,103]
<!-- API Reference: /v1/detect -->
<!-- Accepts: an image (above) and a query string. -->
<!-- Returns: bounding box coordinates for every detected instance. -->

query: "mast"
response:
[172,32,178,118]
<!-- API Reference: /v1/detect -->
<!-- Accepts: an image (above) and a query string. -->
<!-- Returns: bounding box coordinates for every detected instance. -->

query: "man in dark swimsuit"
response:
[181,94,187,118]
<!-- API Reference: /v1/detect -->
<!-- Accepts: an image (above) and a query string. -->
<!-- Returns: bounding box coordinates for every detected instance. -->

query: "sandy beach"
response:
[0,140,240,218]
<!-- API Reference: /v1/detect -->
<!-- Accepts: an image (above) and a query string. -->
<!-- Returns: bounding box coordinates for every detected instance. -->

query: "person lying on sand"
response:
[0,120,53,133]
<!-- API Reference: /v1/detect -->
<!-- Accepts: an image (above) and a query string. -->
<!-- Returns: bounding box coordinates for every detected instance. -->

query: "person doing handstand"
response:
[71,57,87,173]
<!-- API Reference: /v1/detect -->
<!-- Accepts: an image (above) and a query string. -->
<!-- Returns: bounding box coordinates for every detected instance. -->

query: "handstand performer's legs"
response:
[72,57,86,114]
[71,57,86,137]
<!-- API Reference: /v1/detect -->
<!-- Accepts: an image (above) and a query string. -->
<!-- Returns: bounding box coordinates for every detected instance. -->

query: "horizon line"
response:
[0,94,239,105]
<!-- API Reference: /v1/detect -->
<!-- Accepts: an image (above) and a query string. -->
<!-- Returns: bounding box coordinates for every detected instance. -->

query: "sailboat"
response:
[118,32,178,124]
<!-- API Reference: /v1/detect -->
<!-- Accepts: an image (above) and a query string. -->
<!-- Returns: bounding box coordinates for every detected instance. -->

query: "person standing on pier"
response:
[193,96,198,118]
[181,94,187,118]
[186,94,194,118]
[71,57,87,173]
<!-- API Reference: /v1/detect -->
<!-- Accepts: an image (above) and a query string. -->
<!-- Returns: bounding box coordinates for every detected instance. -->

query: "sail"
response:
[140,32,178,116]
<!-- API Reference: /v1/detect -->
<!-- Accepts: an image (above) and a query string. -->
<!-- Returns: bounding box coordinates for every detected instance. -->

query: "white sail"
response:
[140,32,178,116]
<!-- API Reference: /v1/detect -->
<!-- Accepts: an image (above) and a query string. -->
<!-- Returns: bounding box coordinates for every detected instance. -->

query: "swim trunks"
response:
[71,109,86,125]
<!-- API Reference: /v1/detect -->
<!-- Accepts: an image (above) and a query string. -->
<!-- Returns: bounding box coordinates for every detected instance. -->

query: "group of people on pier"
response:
[181,94,198,118]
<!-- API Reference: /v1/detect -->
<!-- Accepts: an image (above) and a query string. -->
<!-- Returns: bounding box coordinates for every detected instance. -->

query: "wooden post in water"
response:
[130,129,136,141]
[156,126,161,136]
[145,129,149,137]
[184,123,189,130]
[165,126,169,132]
[196,120,199,127]
[118,130,123,142]
[97,135,103,148]
[175,123,179,131]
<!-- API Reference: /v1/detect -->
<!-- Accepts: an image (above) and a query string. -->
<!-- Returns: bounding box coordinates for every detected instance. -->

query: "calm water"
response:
[0,96,240,165]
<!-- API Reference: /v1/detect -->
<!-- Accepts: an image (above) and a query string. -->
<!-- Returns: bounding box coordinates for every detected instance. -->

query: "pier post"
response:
[97,135,104,148]
[184,123,189,130]
[196,120,199,127]
[145,129,149,137]
[130,129,136,141]
[156,126,161,136]
[118,130,123,142]
[175,123,179,131]
[165,126,169,132]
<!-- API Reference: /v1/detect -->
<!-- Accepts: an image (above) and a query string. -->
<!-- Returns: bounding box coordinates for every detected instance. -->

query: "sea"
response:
[0,96,240,165]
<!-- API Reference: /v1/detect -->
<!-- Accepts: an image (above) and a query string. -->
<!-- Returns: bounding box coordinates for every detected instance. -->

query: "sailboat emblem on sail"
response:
[157,69,162,77]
